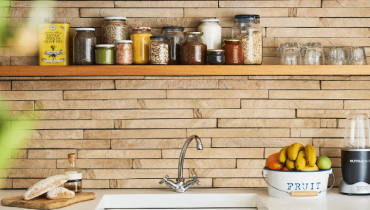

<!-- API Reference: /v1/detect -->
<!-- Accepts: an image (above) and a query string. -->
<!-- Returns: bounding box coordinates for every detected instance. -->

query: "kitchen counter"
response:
[0,188,369,210]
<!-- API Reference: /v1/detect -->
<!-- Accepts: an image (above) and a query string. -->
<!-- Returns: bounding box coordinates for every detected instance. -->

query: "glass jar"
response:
[161,26,184,65]
[131,27,152,65]
[231,14,260,39]
[73,28,97,65]
[150,36,169,65]
[101,17,128,44]
[241,25,263,65]
[95,44,115,65]
[181,32,207,65]
[222,39,243,65]
[116,40,132,65]
[207,50,225,65]
[198,19,222,50]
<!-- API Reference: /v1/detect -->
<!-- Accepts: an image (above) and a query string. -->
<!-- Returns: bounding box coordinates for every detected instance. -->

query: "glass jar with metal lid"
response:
[181,32,207,65]
[161,26,184,65]
[241,24,263,65]
[198,19,222,50]
[73,28,97,65]
[95,44,115,65]
[207,49,225,65]
[222,39,243,65]
[131,27,152,64]
[231,14,260,39]
[150,36,169,65]
[116,40,132,65]
[101,17,128,44]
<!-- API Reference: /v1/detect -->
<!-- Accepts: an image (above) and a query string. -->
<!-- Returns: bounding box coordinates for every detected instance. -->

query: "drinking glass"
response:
[348,47,367,65]
[326,47,347,65]
[301,42,325,65]
[344,113,370,149]
[280,43,302,65]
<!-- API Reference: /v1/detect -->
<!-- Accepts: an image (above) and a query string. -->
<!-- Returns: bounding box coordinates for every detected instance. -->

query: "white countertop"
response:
[0,188,369,210]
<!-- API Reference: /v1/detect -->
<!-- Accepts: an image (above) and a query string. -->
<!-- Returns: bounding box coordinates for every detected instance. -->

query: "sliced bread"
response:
[22,174,69,200]
[46,187,75,200]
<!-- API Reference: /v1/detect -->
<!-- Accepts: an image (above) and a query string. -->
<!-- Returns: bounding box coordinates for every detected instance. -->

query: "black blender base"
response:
[339,181,370,195]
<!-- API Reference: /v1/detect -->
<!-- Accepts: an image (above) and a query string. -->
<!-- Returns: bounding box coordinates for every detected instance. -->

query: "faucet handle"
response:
[192,175,201,185]
[159,175,169,184]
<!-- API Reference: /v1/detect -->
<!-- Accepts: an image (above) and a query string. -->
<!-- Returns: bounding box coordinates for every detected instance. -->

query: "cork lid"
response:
[68,153,76,159]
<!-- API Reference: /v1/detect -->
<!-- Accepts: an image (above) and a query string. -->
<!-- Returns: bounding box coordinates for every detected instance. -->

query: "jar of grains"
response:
[241,24,263,65]
[222,39,243,65]
[161,26,184,65]
[231,14,259,39]
[95,44,115,65]
[73,28,97,65]
[101,17,128,44]
[150,36,169,65]
[181,32,207,65]
[207,50,225,65]
[198,19,222,50]
[116,40,132,65]
[131,27,152,64]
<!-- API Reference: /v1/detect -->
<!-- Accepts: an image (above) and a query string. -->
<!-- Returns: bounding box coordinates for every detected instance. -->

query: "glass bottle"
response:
[161,26,184,65]
[198,19,222,50]
[131,27,153,64]
[73,28,97,65]
[64,153,82,193]
[181,32,207,65]
[101,17,128,44]
[231,14,260,39]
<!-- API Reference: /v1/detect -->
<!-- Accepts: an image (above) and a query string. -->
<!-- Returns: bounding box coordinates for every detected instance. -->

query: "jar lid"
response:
[150,36,168,40]
[104,17,127,20]
[224,39,241,42]
[184,31,203,35]
[201,19,219,22]
[116,40,133,44]
[133,27,151,31]
[96,44,115,48]
[208,49,224,52]
[162,26,184,31]
[234,14,260,21]
[76,28,95,31]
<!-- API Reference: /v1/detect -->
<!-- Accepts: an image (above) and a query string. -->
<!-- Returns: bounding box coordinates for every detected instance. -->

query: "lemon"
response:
[317,156,332,170]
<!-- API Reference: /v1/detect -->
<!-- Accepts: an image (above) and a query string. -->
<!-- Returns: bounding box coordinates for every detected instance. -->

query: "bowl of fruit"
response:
[262,143,335,199]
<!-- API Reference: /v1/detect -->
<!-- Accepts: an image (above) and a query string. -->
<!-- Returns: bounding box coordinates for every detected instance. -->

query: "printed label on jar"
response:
[65,173,82,183]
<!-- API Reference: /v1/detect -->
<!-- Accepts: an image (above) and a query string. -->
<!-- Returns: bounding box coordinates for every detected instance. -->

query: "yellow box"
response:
[39,23,70,66]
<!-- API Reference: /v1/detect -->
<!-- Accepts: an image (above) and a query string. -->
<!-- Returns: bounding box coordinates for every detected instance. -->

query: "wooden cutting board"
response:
[1,192,95,210]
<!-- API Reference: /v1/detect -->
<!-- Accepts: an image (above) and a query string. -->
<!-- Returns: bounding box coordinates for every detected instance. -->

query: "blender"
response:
[339,113,370,195]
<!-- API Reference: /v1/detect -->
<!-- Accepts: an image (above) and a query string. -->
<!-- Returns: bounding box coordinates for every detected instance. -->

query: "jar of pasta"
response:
[116,40,132,65]
[101,17,128,44]
[241,25,263,65]
[131,27,152,64]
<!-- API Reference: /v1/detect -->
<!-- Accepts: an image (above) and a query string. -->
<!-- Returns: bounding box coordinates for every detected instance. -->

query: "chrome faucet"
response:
[159,135,203,193]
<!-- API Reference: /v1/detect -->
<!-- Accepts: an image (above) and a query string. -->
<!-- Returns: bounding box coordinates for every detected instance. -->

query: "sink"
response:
[95,191,267,210]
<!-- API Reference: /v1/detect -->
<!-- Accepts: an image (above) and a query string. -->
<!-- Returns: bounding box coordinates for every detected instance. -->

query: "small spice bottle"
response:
[131,27,152,65]
[95,44,115,65]
[116,40,132,65]
[150,36,169,65]
[181,32,207,65]
[207,50,225,65]
[222,39,243,65]
[101,17,128,44]
[73,28,97,65]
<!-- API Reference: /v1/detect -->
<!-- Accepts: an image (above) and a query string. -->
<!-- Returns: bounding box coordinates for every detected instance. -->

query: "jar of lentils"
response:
[73,28,97,65]
[161,26,184,65]
[101,17,128,44]
[116,40,132,65]
[181,32,207,65]
[150,36,169,65]
[131,27,152,64]
[222,39,243,65]
[95,44,115,65]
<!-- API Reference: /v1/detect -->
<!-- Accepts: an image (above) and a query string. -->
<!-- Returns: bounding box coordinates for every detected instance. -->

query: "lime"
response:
[317,156,332,170]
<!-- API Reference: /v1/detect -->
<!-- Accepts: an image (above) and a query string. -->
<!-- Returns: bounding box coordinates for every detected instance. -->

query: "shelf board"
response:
[0,65,369,76]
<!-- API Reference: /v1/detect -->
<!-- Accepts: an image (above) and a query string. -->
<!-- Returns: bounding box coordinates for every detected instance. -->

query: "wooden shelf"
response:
[1,65,370,76]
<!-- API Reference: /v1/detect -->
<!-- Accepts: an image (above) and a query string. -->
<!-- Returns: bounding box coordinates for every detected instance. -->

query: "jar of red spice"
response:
[116,40,132,65]
[222,39,243,65]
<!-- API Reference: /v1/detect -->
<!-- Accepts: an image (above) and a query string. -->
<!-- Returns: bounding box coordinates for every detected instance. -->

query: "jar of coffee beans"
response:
[116,40,132,65]
[101,17,128,44]
[181,32,207,65]
[73,28,97,65]
[150,36,169,65]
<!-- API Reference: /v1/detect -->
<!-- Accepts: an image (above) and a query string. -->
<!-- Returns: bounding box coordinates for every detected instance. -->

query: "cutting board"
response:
[1,192,95,210]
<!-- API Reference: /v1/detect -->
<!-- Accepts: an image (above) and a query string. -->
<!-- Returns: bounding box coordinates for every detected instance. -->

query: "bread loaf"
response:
[46,187,75,200]
[22,174,69,200]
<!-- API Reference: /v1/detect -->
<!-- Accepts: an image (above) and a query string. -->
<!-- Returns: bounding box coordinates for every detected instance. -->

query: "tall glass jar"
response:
[198,19,222,50]
[116,40,132,65]
[161,26,184,65]
[73,28,97,65]
[150,36,169,65]
[241,25,263,65]
[131,27,152,64]
[95,44,115,65]
[101,17,128,44]
[222,39,243,65]
[231,14,260,39]
[181,32,207,65]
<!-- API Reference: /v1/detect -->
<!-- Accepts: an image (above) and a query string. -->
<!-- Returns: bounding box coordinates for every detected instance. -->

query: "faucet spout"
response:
[178,135,203,182]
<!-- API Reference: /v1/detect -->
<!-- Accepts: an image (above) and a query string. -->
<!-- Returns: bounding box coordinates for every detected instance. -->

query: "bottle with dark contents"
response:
[161,26,184,65]
[223,39,243,65]
[73,28,97,65]
[181,32,207,65]
[207,50,225,65]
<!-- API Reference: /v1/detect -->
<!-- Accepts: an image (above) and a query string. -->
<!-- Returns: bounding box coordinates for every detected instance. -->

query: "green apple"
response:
[317,156,332,170]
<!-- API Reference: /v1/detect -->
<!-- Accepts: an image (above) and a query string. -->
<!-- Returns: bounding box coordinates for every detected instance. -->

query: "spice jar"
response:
[198,19,222,50]
[150,36,169,65]
[222,39,243,65]
[231,14,260,39]
[207,50,225,65]
[131,27,152,65]
[241,24,263,65]
[161,26,184,65]
[73,28,97,65]
[181,32,207,65]
[95,44,115,65]
[116,40,132,65]
[101,17,128,44]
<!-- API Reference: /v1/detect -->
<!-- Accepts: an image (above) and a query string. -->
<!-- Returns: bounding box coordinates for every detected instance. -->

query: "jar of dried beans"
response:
[116,40,132,65]
[222,39,243,65]
[73,28,97,65]
[181,32,207,65]
[131,27,152,65]
[161,26,184,65]
[101,17,128,44]
[149,36,169,65]
[241,24,263,65]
